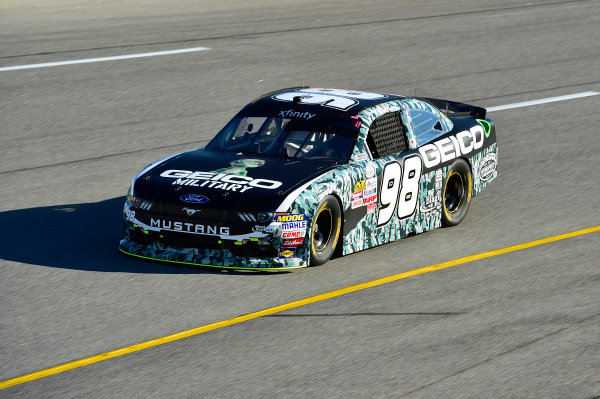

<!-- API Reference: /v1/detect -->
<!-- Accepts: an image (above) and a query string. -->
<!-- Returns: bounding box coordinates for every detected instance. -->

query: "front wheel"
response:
[442,159,472,227]
[310,195,342,266]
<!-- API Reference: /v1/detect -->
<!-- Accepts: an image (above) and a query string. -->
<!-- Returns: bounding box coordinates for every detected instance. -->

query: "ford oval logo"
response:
[180,194,209,204]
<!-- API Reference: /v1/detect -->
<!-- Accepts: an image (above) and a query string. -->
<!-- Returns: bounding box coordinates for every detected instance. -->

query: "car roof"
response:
[251,87,405,118]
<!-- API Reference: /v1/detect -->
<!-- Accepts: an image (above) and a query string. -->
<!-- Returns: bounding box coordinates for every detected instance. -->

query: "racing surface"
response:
[1,0,599,397]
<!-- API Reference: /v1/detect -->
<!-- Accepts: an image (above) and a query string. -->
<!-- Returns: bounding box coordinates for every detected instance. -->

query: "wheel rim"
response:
[445,172,464,213]
[313,207,333,251]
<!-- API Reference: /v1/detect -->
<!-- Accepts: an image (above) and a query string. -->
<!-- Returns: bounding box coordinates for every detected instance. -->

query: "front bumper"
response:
[119,238,307,270]
[120,202,309,270]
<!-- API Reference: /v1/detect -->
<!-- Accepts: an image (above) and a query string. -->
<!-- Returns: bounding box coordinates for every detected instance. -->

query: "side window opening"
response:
[366,111,407,159]
[410,109,448,146]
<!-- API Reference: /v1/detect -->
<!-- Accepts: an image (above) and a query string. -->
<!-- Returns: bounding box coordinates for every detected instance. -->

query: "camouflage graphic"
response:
[211,159,265,176]
[470,143,498,195]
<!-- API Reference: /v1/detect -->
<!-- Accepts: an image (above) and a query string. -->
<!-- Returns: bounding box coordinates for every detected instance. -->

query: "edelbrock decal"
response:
[180,194,209,204]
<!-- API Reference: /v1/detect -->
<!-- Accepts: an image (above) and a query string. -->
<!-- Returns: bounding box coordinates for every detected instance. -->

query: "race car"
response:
[120,87,497,270]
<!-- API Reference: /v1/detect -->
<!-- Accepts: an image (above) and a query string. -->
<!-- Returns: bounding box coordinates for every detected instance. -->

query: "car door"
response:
[363,103,451,242]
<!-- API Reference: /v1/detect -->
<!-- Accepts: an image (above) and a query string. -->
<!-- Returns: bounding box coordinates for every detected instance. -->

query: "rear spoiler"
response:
[418,97,487,119]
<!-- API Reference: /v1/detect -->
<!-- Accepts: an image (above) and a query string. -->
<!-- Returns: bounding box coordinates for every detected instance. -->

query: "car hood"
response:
[132,149,338,212]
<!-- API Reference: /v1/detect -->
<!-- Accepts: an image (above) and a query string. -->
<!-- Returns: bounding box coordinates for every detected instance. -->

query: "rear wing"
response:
[418,97,487,119]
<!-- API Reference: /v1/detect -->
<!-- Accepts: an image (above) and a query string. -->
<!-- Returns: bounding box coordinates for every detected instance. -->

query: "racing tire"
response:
[442,159,472,227]
[310,195,342,266]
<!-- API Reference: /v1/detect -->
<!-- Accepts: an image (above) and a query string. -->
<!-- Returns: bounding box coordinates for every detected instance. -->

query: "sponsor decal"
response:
[420,170,444,214]
[367,203,376,214]
[366,177,377,189]
[150,218,229,236]
[278,109,316,120]
[251,225,267,232]
[282,230,306,238]
[180,194,209,204]
[479,153,497,182]
[364,187,376,196]
[353,152,368,162]
[419,195,438,214]
[351,198,364,209]
[435,169,443,190]
[275,213,305,223]
[160,169,282,193]
[364,194,377,205]
[365,164,376,179]
[182,207,200,216]
[418,125,485,168]
[281,220,307,230]
[282,238,304,247]
[279,248,297,259]
[354,180,366,191]
[350,191,363,201]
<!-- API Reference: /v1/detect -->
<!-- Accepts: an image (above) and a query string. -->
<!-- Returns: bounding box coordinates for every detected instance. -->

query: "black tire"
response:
[310,195,342,266]
[442,159,472,227]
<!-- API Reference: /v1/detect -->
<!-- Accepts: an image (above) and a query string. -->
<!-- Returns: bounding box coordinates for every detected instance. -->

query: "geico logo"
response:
[159,170,282,191]
[419,125,485,169]
[150,218,230,236]
[276,214,305,222]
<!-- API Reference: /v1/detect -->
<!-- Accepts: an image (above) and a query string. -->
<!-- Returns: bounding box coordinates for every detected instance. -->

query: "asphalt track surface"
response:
[1,0,599,397]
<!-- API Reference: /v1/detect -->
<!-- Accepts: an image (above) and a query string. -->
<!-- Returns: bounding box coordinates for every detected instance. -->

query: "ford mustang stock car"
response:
[120,87,498,270]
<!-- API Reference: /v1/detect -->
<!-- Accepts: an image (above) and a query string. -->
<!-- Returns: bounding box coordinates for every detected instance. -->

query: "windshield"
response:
[206,116,356,163]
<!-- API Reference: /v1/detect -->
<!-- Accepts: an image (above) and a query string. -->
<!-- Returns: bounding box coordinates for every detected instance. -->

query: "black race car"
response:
[120,87,497,269]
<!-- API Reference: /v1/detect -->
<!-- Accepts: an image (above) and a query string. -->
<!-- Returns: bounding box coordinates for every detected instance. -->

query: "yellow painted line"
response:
[1,225,599,390]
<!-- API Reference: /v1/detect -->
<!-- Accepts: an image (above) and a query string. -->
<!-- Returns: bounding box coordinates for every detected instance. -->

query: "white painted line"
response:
[487,91,599,112]
[0,47,211,72]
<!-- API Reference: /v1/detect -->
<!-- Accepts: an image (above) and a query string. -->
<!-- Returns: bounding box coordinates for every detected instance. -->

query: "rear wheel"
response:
[310,195,342,266]
[442,159,472,227]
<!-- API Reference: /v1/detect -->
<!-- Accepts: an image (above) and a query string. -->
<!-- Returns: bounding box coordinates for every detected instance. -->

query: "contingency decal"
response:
[277,213,307,239]
[419,169,443,214]
[471,142,498,195]
[279,248,297,259]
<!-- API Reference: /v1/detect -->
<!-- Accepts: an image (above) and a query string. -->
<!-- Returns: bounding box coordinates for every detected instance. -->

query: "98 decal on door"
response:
[377,156,423,226]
